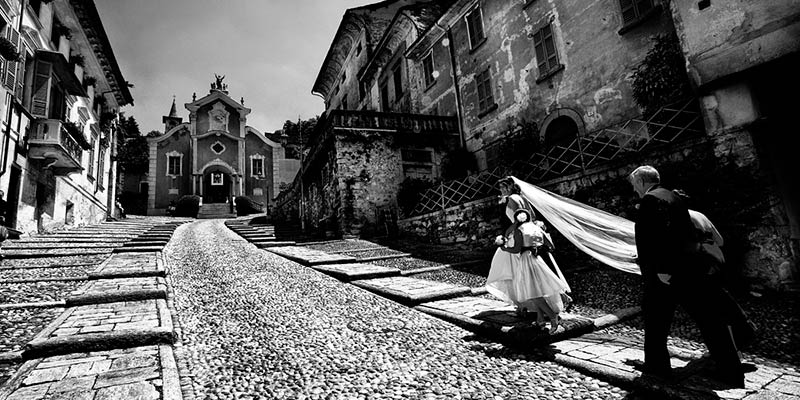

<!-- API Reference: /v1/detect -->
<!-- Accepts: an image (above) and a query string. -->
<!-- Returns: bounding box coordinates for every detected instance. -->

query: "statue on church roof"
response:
[212,74,227,92]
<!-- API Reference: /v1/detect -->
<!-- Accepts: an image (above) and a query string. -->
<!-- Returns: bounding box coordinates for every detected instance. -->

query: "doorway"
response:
[203,170,231,203]
[6,166,21,228]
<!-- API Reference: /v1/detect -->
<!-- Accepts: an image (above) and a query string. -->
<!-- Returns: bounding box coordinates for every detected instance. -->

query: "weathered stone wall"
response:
[440,0,674,170]
[334,130,405,237]
[399,131,796,291]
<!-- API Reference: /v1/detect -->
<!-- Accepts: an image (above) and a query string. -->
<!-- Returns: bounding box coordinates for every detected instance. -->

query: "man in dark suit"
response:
[629,166,744,388]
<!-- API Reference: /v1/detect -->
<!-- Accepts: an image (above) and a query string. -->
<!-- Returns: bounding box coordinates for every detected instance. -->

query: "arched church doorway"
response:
[203,168,231,203]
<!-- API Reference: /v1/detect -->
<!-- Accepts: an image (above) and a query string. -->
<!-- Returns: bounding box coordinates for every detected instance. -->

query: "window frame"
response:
[533,22,564,83]
[617,0,661,35]
[475,67,496,117]
[392,62,404,101]
[165,151,183,177]
[250,154,266,177]
[465,5,486,50]
[422,50,436,89]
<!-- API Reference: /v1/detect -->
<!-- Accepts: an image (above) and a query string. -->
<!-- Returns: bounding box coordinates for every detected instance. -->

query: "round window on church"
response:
[211,141,226,155]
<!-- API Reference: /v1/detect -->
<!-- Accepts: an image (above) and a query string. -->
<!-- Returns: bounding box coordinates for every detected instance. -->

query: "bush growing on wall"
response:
[631,32,692,117]
[174,195,201,218]
[441,147,477,180]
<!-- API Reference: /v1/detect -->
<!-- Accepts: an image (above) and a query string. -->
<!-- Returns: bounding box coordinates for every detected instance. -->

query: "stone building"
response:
[146,77,291,215]
[279,0,798,290]
[0,0,132,234]
[274,0,461,237]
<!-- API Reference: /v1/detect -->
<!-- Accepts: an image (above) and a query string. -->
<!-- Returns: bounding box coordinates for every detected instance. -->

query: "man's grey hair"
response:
[629,165,660,185]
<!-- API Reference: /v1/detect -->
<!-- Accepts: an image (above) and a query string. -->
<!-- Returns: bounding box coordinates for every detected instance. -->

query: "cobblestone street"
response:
[167,220,628,399]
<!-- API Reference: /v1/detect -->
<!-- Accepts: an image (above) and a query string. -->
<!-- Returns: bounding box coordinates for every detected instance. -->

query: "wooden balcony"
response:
[28,119,84,173]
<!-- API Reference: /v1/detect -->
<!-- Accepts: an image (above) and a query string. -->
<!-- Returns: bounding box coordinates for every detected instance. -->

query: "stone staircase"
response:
[197,203,235,219]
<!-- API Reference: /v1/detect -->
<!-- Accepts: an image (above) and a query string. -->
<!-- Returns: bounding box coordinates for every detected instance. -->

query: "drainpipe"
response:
[105,114,119,219]
[0,0,26,177]
[442,23,466,149]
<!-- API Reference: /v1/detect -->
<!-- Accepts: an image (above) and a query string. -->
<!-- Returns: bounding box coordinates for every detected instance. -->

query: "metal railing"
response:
[29,119,83,164]
[327,109,459,134]
[408,98,704,217]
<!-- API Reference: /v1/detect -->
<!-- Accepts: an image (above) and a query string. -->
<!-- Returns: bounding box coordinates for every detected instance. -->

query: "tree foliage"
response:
[631,32,692,117]
[116,115,148,175]
[280,116,318,159]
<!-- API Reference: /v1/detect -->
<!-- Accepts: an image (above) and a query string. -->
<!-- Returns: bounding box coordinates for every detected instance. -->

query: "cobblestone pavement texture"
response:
[168,220,629,399]
[0,282,83,304]
[0,308,64,354]
[0,266,93,281]
[0,255,107,270]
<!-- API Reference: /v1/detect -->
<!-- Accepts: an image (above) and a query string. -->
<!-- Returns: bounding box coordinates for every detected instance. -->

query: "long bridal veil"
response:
[511,177,640,275]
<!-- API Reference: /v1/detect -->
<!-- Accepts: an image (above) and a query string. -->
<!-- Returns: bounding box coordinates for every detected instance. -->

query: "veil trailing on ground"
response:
[511,177,640,275]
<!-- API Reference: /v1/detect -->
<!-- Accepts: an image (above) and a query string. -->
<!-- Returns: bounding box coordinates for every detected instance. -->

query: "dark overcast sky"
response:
[95,0,368,135]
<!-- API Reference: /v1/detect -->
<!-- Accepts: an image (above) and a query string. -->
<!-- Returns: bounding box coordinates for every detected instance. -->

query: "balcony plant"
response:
[70,53,85,67]
[62,121,83,138]
[83,76,97,88]
[0,37,21,61]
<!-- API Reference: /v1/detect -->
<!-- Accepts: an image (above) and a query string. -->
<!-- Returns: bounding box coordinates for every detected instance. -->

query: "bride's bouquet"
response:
[493,235,506,247]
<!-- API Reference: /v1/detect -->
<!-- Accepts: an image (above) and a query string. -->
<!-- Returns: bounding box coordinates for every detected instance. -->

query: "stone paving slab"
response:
[1,249,111,259]
[7,238,128,244]
[549,333,800,400]
[122,241,168,247]
[415,296,595,342]
[254,241,297,248]
[0,243,122,250]
[0,345,181,400]
[265,246,355,265]
[311,263,401,281]
[113,246,165,254]
[65,277,168,306]
[88,253,164,280]
[351,276,471,305]
[23,299,175,358]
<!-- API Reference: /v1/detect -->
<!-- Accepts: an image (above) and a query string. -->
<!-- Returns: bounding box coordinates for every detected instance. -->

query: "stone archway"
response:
[202,167,231,203]
[539,108,585,150]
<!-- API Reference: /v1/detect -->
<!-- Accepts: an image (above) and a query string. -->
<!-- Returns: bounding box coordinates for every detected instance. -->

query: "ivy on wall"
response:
[631,32,692,117]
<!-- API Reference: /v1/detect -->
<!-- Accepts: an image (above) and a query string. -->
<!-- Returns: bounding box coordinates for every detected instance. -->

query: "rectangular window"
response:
[475,68,494,113]
[422,51,435,87]
[87,138,95,178]
[393,63,403,101]
[358,80,368,102]
[465,6,485,49]
[619,0,655,24]
[97,148,105,188]
[380,82,389,112]
[401,148,434,180]
[167,155,181,176]
[252,158,264,176]
[533,23,560,77]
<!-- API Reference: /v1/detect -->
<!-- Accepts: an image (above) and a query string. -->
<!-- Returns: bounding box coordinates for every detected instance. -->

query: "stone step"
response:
[113,246,164,253]
[264,246,354,266]
[311,263,401,282]
[351,276,471,305]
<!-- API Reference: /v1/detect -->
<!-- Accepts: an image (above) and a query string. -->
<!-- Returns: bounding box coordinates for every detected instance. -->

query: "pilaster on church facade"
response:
[146,76,292,215]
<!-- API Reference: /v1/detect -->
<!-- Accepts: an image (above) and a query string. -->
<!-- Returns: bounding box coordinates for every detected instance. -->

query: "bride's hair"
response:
[499,176,521,194]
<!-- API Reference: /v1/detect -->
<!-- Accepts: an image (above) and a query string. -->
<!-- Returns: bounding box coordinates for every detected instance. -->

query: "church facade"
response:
[146,77,288,215]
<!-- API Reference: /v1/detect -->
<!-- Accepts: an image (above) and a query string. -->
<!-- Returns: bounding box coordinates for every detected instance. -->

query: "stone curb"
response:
[255,241,297,248]
[0,301,66,310]
[0,351,22,365]
[113,246,165,253]
[0,243,122,250]
[21,328,177,360]
[328,246,388,254]
[0,276,88,283]
[0,250,110,259]
[65,288,168,306]
[88,269,166,280]
[357,253,412,262]
[0,358,40,399]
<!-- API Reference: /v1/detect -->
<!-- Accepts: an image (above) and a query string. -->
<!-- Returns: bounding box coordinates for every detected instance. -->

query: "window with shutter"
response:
[32,60,52,117]
[533,23,562,79]
[465,6,485,49]
[2,25,20,91]
[619,0,655,25]
[475,68,494,113]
